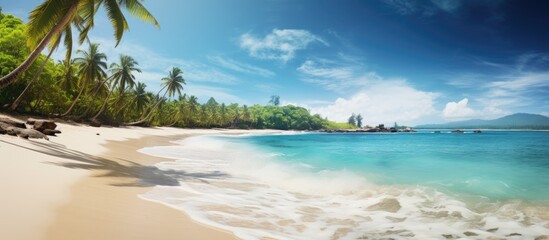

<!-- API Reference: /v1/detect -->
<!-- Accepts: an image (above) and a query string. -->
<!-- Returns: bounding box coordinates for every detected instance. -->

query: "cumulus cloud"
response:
[446,54,549,118]
[442,98,476,119]
[310,81,438,125]
[296,57,439,125]
[239,29,327,62]
[442,98,510,120]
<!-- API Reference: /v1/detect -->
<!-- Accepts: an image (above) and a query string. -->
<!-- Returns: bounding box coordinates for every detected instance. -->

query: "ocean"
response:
[139,131,549,239]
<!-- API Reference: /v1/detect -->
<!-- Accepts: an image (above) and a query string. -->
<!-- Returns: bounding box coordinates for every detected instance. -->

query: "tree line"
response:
[0,9,340,130]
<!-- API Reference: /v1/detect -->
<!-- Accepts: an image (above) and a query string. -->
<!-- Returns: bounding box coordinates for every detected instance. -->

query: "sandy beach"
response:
[0,113,277,240]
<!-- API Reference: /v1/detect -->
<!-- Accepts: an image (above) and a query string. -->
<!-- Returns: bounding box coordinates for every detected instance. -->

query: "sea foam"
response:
[139,135,549,239]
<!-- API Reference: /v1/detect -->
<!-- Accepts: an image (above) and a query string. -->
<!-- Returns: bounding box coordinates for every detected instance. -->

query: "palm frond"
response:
[103,0,128,46]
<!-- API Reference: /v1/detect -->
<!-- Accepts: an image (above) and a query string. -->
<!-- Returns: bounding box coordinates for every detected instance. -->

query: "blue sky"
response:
[3,0,549,125]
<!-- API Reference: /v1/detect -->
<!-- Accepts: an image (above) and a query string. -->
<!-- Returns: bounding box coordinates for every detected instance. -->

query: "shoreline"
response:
[1,113,279,240]
[44,134,238,240]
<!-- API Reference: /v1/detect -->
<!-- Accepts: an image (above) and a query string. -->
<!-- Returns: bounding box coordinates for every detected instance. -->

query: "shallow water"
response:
[139,131,549,239]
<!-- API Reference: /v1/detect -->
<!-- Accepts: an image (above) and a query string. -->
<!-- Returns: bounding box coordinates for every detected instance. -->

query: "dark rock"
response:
[0,122,48,140]
[96,133,100,135]
[486,228,499,233]
[0,127,6,134]
[33,120,57,132]
[463,231,478,236]
[89,119,101,127]
[26,118,39,125]
[0,117,26,129]
[42,129,61,136]
[507,233,522,237]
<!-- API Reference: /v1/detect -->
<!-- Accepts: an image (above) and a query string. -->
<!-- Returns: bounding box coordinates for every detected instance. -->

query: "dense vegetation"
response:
[0,9,339,130]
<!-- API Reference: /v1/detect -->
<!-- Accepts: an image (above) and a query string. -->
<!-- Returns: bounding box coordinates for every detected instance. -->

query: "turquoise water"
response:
[222,131,549,201]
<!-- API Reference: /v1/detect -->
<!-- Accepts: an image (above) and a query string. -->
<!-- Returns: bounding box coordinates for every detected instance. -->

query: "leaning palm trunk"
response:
[125,87,167,126]
[78,77,111,118]
[60,79,87,117]
[0,3,78,90]
[113,96,134,119]
[9,47,55,111]
[91,88,113,120]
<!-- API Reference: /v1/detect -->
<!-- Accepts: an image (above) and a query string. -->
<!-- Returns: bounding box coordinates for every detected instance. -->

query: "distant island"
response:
[416,113,549,130]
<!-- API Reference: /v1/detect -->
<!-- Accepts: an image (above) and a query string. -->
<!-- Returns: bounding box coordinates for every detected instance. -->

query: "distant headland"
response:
[415,113,549,130]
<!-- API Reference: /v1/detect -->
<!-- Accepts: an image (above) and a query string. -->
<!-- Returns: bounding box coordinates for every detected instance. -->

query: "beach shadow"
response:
[0,139,228,187]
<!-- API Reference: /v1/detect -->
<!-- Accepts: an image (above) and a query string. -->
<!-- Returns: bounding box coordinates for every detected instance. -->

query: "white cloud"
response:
[487,72,549,92]
[442,98,476,119]
[239,29,327,62]
[310,80,438,125]
[297,59,384,92]
[209,56,275,77]
[445,54,549,119]
[442,98,510,120]
[382,0,467,16]
[296,57,439,125]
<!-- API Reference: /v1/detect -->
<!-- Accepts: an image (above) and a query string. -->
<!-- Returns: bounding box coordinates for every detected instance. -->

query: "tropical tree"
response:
[269,95,280,106]
[110,55,140,96]
[356,114,363,128]
[92,55,141,119]
[127,67,185,125]
[114,82,148,119]
[0,0,159,90]
[348,113,357,126]
[61,43,107,116]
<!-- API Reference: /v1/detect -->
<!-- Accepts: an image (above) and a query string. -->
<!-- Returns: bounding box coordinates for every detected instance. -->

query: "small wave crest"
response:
[139,135,549,239]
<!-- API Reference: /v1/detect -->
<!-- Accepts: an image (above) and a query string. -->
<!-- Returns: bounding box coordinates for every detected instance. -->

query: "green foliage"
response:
[348,113,357,126]
[0,12,332,130]
[324,121,359,130]
[356,114,363,128]
[269,95,280,106]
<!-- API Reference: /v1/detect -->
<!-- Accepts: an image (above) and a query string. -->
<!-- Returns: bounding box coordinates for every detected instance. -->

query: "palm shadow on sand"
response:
[1,139,228,187]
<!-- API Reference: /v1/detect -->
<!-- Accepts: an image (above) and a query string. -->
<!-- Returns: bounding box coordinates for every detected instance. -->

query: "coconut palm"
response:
[9,46,56,111]
[113,82,148,120]
[57,59,79,94]
[110,55,140,96]
[0,0,159,90]
[61,43,107,116]
[126,67,185,125]
[92,55,140,119]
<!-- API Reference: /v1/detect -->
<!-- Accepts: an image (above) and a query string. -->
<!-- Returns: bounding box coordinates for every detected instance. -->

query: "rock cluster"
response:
[321,124,417,133]
[0,117,62,140]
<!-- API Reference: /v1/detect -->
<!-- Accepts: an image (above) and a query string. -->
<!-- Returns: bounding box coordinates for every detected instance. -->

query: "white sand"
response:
[0,113,280,240]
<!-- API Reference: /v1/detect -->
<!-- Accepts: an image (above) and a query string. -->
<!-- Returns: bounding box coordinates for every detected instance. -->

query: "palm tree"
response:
[9,47,56,111]
[126,67,185,125]
[61,43,107,116]
[90,78,114,120]
[0,0,159,90]
[187,95,199,127]
[113,82,148,120]
[57,59,78,94]
[92,55,141,119]
[110,55,140,96]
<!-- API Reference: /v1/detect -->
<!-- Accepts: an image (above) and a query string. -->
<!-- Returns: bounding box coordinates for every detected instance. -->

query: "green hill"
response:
[416,113,549,129]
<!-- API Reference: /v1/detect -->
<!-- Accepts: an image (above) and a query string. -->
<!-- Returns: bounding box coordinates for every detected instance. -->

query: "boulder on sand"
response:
[32,120,57,132]
[0,117,26,129]
[42,129,62,136]
[0,122,49,140]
